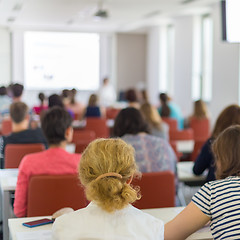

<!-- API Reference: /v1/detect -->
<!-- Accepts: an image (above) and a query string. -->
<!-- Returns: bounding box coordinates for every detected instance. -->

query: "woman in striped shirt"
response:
[165,125,240,240]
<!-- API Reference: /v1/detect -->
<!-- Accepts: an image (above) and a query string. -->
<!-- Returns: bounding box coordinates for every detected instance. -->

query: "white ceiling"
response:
[0,0,220,32]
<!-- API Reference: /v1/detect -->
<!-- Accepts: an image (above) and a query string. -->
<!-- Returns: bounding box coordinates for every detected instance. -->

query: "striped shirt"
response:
[192,176,240,239]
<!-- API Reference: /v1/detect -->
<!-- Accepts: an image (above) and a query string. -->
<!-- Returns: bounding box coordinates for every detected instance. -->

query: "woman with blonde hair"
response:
[52,138,164,239]
[140,102,169,140]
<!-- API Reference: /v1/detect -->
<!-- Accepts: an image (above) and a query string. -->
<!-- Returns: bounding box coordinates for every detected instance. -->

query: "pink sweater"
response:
[14,148,81,217]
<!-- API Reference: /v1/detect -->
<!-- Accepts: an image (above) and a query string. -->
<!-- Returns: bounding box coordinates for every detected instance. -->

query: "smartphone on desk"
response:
[22,218,54,228]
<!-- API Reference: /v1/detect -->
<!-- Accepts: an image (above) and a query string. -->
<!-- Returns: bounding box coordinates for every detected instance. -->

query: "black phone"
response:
[22,218,54,228]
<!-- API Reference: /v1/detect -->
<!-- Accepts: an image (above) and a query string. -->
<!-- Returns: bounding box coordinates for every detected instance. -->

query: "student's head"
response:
[10,102,29,124]
[159,93,168,104]
[41,106,73,145]
[103,77,109,85]
[88,94,98,106]
[113,107,150,137]
[79,138,140,212]
[159,93,170,117]
[125,89,138,103]
[140,102,162,130]
[11,83,24,98]
[193,100,208,119]
[212,125,240,179]
[38,92,45,104]
[212,104,240,138]
[48,94,64,108]
[0,86,7,96]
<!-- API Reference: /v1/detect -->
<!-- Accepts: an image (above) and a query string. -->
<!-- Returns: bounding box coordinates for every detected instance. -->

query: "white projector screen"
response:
[24,31,100,90]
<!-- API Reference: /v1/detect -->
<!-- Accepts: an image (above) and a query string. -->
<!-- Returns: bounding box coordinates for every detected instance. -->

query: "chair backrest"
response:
[85,117,110,138]
[72,129,96,145]
[72,129,96,153]
[106,108,120,120]
[5,143,45,168]
[1,118,12,135]
[169,129,194,141]
[190,117,210,141]
[27,174,87,217]
[132,171,175,209]
[162,117,178,131]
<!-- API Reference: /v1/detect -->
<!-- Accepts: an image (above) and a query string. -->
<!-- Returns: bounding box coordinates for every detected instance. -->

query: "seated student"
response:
[14,107,81,217]
[0,102,48,168]
[140,102,169,141]
[193,104,240,181]
[158,93,184,130]
[125,88,140,109]
[83,94,105,118]
[113,108,177,183]
[52,138,164,240]
[165,125,240,239]
[32,92,48,115]
[0,86,11,116]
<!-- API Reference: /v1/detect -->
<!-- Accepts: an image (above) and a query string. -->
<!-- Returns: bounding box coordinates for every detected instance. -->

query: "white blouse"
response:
[52,202,164,240]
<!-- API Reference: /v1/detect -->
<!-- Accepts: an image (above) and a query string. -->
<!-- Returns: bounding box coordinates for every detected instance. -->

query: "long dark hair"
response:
[159,93,170,117]
[113,107,150,137]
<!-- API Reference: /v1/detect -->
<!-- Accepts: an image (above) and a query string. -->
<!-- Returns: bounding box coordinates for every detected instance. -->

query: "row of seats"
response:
[27,171,175,217]
[162,117,210,142]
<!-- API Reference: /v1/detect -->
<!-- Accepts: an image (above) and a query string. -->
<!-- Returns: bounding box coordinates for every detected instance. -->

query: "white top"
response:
[98,84,116,107]
[52,202,164,240]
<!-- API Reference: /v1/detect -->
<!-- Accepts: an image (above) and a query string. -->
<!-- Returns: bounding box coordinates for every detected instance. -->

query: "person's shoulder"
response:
[21,150,45,164]
[54,207,86,226]
[128,205,164,230]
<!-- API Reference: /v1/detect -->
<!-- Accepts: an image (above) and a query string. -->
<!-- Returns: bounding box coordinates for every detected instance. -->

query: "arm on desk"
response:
[164,202,210,240]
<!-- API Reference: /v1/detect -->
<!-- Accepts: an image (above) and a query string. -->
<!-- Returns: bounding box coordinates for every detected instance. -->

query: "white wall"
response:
[172,16,194,118]
[146,27,161,105]
[0,28,11,86]
[116,33,147,92]
[209,3,239,126]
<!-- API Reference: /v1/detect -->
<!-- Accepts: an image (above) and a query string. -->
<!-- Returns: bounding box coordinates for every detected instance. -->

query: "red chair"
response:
[162,117,178,131]
[72,129,96,153]
[190,117,210,141]
[72,129,96,144]
[27,174,87,217]
[85,118,110,138]
[1,118,12,135]
[106,108,120,120]
[169,129,194,141]
[190,140,206,162]
[132,171,175,209]
[5,143,45,168]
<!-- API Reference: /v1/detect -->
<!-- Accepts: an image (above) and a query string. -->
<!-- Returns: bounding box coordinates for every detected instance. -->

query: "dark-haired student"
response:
[113,107,177,181]
[14,106,81,217]
[0,102,48,168]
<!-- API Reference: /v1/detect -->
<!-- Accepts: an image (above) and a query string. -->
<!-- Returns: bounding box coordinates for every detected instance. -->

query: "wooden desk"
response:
[8,207,212,240]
